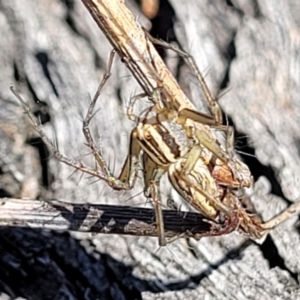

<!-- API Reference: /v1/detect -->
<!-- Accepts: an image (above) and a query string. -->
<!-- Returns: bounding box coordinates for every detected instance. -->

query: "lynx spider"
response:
[12,41,300,246]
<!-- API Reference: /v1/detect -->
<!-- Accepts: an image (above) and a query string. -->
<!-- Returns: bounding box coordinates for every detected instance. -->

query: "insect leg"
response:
[260,200,300,232]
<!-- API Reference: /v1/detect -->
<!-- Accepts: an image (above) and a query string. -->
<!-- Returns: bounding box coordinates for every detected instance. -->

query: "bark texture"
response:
[0,0,300,299]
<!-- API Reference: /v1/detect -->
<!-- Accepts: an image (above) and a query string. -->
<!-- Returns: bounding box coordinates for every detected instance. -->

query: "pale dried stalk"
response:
[81,0,205,112]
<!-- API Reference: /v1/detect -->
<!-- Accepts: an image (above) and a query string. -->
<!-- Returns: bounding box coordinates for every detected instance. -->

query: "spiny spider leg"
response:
[11,50,130,190]
[144,30,223,125]
[82,50,116,178]
[11,85,126,189]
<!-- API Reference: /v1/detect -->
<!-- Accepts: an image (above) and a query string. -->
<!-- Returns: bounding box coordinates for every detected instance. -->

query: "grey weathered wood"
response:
[0,0,300,299]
